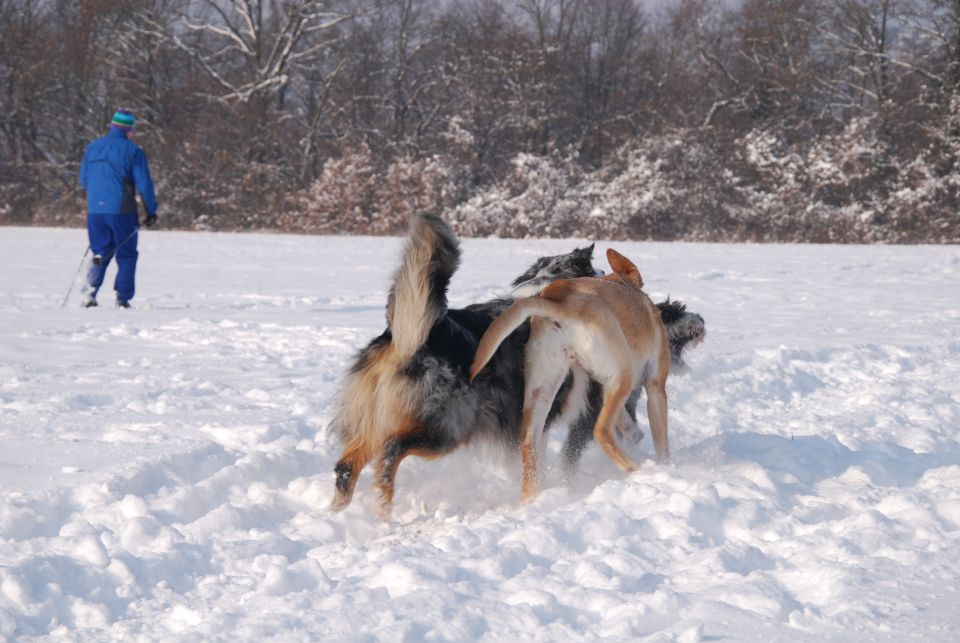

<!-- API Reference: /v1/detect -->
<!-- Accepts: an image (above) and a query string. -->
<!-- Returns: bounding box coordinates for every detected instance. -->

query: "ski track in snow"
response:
[1,228,959,641]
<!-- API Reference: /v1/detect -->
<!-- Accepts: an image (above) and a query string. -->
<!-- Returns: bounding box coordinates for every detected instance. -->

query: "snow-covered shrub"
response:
[883,155,960,243]
[730,120,904,242]
[290,148,460,235]
[577,140,680,240]
[449,133,737,241]
[286,144,379,234]
[449,152,586,237]
[0,182,21,225]
[286,118,958,243]
[31,193,86,228]
[376,155,455,235]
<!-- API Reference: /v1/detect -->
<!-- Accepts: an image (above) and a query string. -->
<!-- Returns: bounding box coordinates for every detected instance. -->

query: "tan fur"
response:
[330,342,421,513]
[605,248,644,289]
[336,344,415,450]
[471,248,671,501]
[470,296,575,382]
[388,219,446,360]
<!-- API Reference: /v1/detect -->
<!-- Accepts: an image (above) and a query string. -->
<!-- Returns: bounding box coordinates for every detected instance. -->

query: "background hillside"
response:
[2,0,960,242]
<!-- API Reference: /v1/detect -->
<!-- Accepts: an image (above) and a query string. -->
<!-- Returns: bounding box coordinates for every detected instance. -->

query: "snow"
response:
[1,226,959,641]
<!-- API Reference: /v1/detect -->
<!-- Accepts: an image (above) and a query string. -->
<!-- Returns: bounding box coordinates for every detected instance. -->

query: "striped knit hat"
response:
[110,109,135,132]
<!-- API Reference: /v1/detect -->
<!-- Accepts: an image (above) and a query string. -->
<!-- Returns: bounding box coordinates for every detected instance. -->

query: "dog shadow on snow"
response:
[499,432,946,505]
[678,431,953,491]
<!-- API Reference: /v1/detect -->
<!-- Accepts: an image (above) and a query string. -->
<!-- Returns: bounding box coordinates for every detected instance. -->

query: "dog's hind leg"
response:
[562,383,644,472]
[520,372,569,502]
[644,380,670,464]
[592,377,639,474]
[519,319,570,502]
[616,402,643,444]
[547,368,602,474]
[575,321,639,475]
[331,441,373,512]
[374,430,455,519]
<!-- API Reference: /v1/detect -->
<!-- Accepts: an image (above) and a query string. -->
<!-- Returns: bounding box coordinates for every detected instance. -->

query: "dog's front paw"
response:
[374,500,393,522]
[330,493,352,512]
[519,481,540,505]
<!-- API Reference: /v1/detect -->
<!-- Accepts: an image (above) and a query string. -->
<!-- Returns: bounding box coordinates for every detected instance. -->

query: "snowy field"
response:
[1,226,959,642]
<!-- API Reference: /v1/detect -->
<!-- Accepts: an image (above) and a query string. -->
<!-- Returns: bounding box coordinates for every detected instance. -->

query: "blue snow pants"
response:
[87,212,139,303]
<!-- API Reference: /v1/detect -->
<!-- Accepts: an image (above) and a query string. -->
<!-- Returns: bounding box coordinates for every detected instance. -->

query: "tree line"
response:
[2,0,959,242]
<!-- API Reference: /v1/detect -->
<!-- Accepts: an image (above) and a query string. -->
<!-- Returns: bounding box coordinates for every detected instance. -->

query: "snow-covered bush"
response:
[449,153,586,238]
[290,148,460,235]
[376,155,455,235]
[283,118,958,243]
[449,131,742,241]
[285,144,379,234]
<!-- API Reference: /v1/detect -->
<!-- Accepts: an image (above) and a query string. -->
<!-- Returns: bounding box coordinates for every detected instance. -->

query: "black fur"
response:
[396,272,591,451]
[658,298,705,372]
[510,244,600,294]
[334,461,353,496]
[657,298,688,324]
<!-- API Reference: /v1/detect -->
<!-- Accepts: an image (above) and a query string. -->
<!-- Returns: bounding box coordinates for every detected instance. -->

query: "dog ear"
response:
[606,248,644,289]
[571,243,595,262]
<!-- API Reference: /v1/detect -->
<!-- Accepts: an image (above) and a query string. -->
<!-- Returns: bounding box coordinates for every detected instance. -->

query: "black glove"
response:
[144,212,157,227]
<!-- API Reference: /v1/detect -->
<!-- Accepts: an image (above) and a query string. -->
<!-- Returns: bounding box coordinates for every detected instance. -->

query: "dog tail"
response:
[469,296,571,381]
[387,214,461,361]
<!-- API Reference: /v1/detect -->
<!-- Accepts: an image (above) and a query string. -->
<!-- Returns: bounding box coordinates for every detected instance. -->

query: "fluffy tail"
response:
[386,214,461,361]
[469,296,571,381]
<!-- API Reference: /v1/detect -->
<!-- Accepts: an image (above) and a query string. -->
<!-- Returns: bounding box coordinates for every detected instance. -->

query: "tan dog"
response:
[470,248,670,501]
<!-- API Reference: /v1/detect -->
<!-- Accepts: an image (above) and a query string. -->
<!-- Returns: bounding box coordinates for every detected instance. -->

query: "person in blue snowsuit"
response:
[79,109,158,308]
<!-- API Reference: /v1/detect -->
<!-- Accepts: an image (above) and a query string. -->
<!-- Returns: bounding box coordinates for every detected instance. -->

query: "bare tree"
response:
[144,0,359,103]
[1,0,957,241]
[819,1,903,137]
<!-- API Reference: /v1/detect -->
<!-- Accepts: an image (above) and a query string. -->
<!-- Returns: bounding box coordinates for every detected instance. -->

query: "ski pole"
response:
[60,245,91,309]
[97,226,140,266]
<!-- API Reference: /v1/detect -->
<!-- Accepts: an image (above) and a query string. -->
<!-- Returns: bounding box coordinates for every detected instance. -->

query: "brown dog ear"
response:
[606,248,644,289]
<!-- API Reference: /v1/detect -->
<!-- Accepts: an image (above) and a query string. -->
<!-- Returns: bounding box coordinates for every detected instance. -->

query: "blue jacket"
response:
[80,128,157,215]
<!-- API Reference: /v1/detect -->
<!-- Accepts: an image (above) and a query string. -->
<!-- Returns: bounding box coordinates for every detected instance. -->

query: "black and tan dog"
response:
[330,215,704,517]
[471,249,685,502]
[329,215,600,517]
